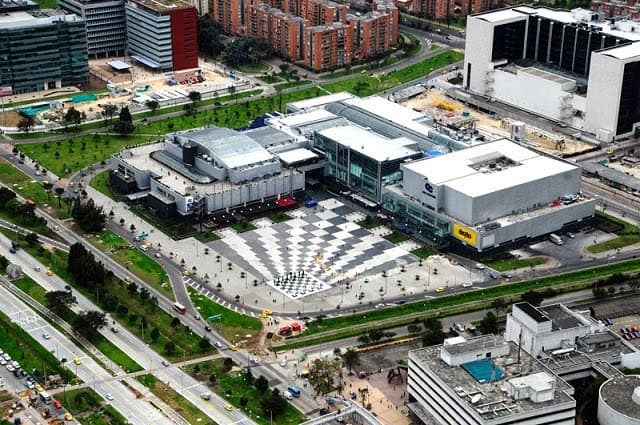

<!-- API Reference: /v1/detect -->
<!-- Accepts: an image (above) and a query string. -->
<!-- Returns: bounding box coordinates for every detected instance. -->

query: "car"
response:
[501,273,513,279]
[625,334,632,341]
[124,276,131,283]
[0,359,5,366]
[64,285,71,291]
[42,332,51,340]
[250,358,259,364]
[229,344,237,351]
[283,391,293,400]
[475,263,486,270]
[155,253,161,258]
[46,269,53,276]
[53,400,62,409]
[194,314,201,321]
[35,384,44,393]
[111,327,118,333]
[374,303,385,309]
[489,273,498,279]
[214,341,223,348]
[64,412,73,421]
[2,353,10,361]
[462,282,473,288]
[436,287,446,293]
[34,266,41,272]
[25,381,34,389]
[105,393,114,401]
[6,365,14,372]
[280,359,287,367]
[182,270,190,276]
[73,357,82,365]
[162,360,170,367]
[224,404,233,411]
[632,326,639,333]
[622,328,629,334]
[567,232,575,238]
[204,325,212,332]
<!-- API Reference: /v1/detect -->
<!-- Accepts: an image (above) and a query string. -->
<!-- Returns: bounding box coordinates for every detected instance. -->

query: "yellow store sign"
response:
[453,223,477,245]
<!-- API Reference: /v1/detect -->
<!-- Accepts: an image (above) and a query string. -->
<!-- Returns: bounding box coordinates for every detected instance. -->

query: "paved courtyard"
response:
[208,199,416,300]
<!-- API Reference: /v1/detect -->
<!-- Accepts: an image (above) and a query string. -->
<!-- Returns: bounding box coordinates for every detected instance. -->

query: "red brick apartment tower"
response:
[374,0,399,45]
[171,6,198,70]
[415,0,453,19]
[304,22,353,70]
[247,4,306,60]
[592,0,640,19]
[351,12,391,61]
[212,0,261,34]
[301,0,347,25]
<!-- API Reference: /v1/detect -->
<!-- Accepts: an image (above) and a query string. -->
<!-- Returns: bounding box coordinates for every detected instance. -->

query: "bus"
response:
[549,233,563,246]
[172,302,186,314]
[287,386,301,398]
[39,391,52,404]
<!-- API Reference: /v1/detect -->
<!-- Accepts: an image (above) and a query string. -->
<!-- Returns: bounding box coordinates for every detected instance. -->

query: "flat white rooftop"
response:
[403,139,578,197]
[599,42,640,60]
[0,10,81,28]
[288,92,355,111]
[273,109,338,128]
[319,125,419,162]
[477,8,527,22]
[344,95,425,122]
[276,148,318,165]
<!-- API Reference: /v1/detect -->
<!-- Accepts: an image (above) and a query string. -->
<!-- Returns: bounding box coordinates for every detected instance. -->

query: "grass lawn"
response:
[268,212,292,223]
[356,216,382,229]
[274,80,312,90]
[189,288,262,342]
[0,309,73,382]
[184,359,306,425]
[93,333,143,373]
[384,231,410,244]
[322,51,463,96]
[79,405,129,425]
[61,388,127,425]
[231,222,257,233]
[195,232,222,243]
[89,230,173,300]
[137,374,217,425]
[11,274,48,305]
[588,211,640,253]
[237,62,271,73]
[411,246,438,259]
[488,257,547,272]
[0,159,71,219]
[89,170,124,202]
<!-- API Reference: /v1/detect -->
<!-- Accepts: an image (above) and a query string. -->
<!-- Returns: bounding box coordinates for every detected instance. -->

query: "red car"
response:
[53,400,62,409]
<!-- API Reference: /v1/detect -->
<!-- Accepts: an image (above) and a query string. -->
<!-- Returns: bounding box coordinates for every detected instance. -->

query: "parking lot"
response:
[611,316,640,348]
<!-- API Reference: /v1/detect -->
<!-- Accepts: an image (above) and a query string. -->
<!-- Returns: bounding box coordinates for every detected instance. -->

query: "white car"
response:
[105,393,114,401]
[462,282,473,288]
[214,342,223,349]
[475,263,486,270]
[42,332,51,340]
[280,359,287,367]
[0,358,6,366]
[283,391,293,400]
[6,365,14,372]
[2,353,10,361]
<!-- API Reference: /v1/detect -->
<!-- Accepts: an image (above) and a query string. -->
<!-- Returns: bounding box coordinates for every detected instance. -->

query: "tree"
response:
[170,317,180,327]
[183,103,195,115]
[73,310,107,341]
[67,243,106,291]
[478,311,499,335]
[491,297,506,314]
[342,349,360,374]
[145,100,159,114]
[422,317,445,347]
[199,336,211,351]
[239,397,248,408]
[64,107,83,128]
[188,91,202,104]
[223,357,234,372]
[71,198,106,233]
[42,181,53,202]
[0,187,16,209]
[164,341,176,354]
[368,329,384,343]
[46,290,77,315]
[150,327,160,342]
[308,358,343,397]
[197,14,224,56]
[25,232,39,246]
[18,116,35,134]
[260,388,287,418]
[521,290,544,306]
[102,104,117,124]
[114,106,135,134]
[254,375,269,393]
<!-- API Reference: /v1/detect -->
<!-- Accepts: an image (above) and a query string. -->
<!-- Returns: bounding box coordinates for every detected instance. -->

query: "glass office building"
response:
[0,10,88,94]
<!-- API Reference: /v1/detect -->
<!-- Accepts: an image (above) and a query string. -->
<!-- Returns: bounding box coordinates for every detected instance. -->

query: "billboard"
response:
[0,86,13,96]
[452,223,477,245]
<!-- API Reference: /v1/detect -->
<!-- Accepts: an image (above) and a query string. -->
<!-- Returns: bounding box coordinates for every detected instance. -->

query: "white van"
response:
[200,392,211,400]
[283,391,293,400]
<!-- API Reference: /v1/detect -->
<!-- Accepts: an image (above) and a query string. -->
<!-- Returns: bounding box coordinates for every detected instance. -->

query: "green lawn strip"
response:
[356,216,381,229]
[587,211,640,253]
[268,212,292,223]
[384,231,409,244]
[293,258,640,339]
[488,257,547,272]
[88,230,173,300]
[0,309,73,382]
[273,80,312,90]
[78,404,128,425]
[0,159,71,219]
[184,359,306,425]
[410,247,438,259]
[60,388,129,424]
[0,208,52,235]
[231,222,257,233]
[258,74,282,84]
[137,374,218,425]
[322,51,463,95]
[195,232,222,243]
[11,274,48,305]
[188,288,262,342]
[89,170,124,202]
[589,235,640,254]
[93,333,143,373]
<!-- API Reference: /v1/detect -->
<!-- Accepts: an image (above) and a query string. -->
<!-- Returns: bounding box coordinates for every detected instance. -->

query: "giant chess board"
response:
[209,199,415,299]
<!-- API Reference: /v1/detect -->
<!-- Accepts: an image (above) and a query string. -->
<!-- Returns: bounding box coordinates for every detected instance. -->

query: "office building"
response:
[125,0,198,71]
[464,7,640,141]
[408,335,577,425]
[382,139,596,250]
[59,0,126,57]
[0,9,89,94]
[0,0,38,12]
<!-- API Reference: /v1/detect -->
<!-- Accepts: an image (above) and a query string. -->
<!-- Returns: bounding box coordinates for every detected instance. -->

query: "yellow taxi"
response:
[46,269,53,276]
[73,357,82,365]
[182,269,190,276]
[124,276,131,283]
[64,412,73,421]
[229,344,237,351]
[224,404,233,411]
[35,384,44,393]
[435,287,446,293]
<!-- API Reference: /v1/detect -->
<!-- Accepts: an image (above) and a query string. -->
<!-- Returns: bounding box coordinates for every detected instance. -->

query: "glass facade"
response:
[382,190,451,244]
[0,15,89,94]
[314,131,419,202]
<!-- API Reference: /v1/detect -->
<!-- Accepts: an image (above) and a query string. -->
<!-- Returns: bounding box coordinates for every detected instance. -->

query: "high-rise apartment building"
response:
[0,8,89,94]
[247,4,307,60]
[304,22,353,69]
[592,0,640,20]
[300,0,347,26]
[125,0,197,71]
[59,0,127,57]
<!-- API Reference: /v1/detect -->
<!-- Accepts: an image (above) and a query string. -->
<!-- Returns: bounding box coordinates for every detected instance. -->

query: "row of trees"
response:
[0,186,41,225]
[71,198,106,233]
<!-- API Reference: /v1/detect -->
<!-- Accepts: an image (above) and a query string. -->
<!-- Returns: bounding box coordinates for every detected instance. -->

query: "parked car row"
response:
[602,317,614,326]
[621,326,640,340]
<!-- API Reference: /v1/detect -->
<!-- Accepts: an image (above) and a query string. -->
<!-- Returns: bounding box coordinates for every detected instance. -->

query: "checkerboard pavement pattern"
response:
[208,199,415,299]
